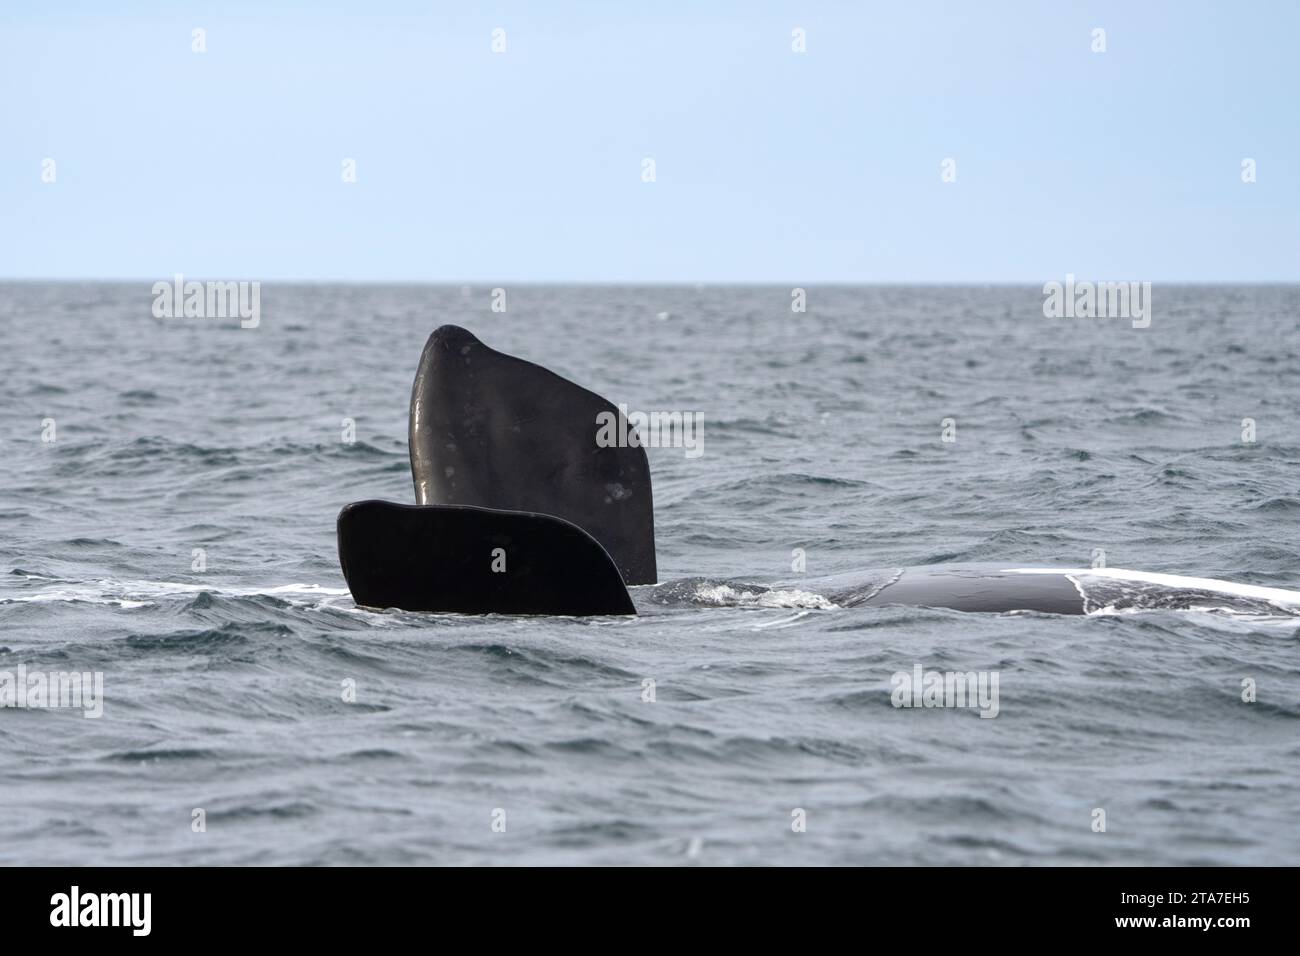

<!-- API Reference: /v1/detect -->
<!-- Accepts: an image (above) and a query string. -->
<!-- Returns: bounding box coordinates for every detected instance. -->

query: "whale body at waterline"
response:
[672,565,1300,616]
[336,326,1300,618]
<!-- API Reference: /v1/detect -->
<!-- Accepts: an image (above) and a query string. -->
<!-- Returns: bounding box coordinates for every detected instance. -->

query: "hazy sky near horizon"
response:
[3,1,1298,282]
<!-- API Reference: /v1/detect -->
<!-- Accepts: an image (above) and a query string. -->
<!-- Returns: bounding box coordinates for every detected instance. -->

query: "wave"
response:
[0,576,349,610]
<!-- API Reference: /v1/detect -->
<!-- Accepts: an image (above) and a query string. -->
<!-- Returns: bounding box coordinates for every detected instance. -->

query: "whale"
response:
[723,565,1300,615]
[337,326,1300,618]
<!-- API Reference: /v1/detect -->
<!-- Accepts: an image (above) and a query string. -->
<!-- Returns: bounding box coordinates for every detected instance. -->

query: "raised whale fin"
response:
[409,325,657,585]
[337,500,636,616]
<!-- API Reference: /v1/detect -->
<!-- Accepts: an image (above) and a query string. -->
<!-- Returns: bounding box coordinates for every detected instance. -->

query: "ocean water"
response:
[2,282,1299,866]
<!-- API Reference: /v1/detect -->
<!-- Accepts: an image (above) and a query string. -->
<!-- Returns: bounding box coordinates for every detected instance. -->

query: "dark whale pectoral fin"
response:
[337,500,636,616]
[408,325,656,585]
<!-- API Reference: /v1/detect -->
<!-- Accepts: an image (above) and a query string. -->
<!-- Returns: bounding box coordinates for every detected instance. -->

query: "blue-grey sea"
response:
[2,282,1299,866]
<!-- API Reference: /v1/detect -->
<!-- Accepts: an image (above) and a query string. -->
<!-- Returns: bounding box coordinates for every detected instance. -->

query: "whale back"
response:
[408,325,657,585]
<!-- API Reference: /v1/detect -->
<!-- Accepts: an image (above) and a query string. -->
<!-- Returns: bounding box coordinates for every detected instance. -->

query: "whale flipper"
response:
[337,500,635,616]
[409,325,657,586]
[336,325,652,617]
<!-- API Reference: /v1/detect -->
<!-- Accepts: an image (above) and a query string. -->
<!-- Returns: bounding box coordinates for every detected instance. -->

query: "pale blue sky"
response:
[3,1,1297,281]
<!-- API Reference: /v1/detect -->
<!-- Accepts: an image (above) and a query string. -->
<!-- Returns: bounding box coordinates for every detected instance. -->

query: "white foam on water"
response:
[1,579,351,609]
[752,610,816,629]
[694,583,838,610]
[0,587,154,609]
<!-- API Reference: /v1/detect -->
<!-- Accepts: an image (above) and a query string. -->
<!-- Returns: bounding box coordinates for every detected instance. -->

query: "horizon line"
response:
[3,277,1299,287]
